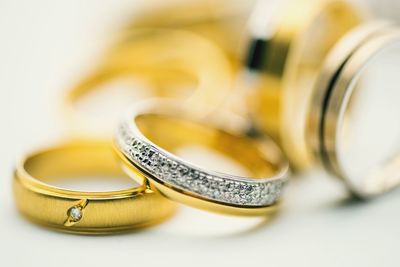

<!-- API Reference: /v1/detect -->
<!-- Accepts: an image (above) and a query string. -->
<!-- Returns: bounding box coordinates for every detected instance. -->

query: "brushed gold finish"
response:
[13,140,176,234]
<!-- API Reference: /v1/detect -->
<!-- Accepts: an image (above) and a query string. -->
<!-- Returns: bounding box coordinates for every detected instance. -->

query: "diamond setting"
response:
[68,206,83,222]
[116,123,288,207]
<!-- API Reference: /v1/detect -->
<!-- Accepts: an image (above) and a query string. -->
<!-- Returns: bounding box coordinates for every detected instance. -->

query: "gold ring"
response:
[126,0,253,63]
[13,140,176,234]
[245,0,362,169]
[307,22,400,198]
[64,29,232,137]
[114,101,289,216]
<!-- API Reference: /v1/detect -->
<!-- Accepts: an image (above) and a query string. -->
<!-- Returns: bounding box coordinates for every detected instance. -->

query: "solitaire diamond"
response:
[68,206,83,221]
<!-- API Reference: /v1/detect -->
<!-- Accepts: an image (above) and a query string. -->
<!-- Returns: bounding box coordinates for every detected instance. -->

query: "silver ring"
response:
[307,22,400,198]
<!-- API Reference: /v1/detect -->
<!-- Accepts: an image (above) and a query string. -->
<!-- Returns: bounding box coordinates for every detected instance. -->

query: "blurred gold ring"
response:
[307,22,400,198]
[13,140,175,234]
[114,101,289,216]
[64,29,232,137]
[246,0,362,169]
[126,0,253,63]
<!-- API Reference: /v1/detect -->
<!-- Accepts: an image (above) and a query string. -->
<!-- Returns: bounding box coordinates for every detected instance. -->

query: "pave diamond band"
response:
[114,103,290,214]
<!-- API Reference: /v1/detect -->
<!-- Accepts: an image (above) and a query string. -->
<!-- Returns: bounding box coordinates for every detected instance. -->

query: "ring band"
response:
[127,0,252,62]
[64,29,232,137]
[245,0,362,169]
[13,140,175,234]
[307,22,400,198]
[114,101,289,216]
[307,21,393,163]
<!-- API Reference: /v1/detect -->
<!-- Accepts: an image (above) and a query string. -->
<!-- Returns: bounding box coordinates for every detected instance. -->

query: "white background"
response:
[1,1,400,267]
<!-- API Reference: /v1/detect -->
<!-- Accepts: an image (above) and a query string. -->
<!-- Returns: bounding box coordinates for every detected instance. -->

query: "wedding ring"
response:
[64,29,232,137]
[245,0,362,169]
[307,22,400,198]
[114,102,289,216]
[127,0,253,63]
[13,140,175,234]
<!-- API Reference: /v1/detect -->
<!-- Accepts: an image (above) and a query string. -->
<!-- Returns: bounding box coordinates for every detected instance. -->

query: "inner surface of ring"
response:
[337,40,400,195]
[135,114,279,178]
[24,142,137,191]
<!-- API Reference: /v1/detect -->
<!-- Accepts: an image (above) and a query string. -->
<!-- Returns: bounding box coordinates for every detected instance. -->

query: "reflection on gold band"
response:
[126,0,254,63]
[64,29,232,137]
[13,140,175,234]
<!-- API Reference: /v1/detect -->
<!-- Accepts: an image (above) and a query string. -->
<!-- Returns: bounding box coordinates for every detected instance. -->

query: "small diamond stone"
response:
[68,206,83,221]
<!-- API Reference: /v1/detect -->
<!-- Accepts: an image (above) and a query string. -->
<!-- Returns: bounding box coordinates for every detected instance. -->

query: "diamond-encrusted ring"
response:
[13,141,175,234]
[114,101,290,216]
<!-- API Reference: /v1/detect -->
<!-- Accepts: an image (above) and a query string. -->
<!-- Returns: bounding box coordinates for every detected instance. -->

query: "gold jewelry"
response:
[307,22,400,198]
[64,29,232,137]
[114,101,289,216]
[126,0,253,63]
[245,0,362,169]
[13,140,176,234]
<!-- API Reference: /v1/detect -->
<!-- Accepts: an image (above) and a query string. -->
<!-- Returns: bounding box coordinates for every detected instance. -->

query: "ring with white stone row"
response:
[13,140,176,234]
[114,101,290,216]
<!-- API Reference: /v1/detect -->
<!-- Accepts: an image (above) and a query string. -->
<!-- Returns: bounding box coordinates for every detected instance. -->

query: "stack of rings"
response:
[13,102,290,234]
[13,24,290,233]
[245,0,363,168]
[12,0,400,235]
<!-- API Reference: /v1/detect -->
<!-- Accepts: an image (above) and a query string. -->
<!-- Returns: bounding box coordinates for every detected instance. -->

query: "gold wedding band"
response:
[64,29,232,137]
[13,140,175,234]
[126,0,253,63]
[114,101,289,216]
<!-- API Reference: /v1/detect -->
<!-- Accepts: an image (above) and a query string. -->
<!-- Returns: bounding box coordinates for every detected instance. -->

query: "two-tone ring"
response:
[114,101,289,216]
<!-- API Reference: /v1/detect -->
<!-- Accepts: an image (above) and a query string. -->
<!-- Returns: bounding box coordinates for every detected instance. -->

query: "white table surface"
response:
[1,1,399,266]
